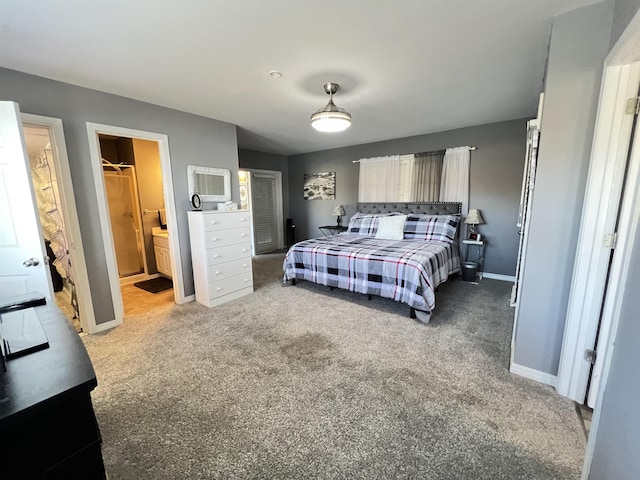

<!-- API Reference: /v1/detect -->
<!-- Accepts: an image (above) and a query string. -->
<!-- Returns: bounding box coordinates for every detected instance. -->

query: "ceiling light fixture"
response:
[310,82,351,132]
[269,70,283,78]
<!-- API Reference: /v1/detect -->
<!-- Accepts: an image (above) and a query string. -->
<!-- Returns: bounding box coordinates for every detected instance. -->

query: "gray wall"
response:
[238,148,290,221]
[589,229,640,478]
[0,67,239,325]
[610,0,640,47]
[512,1,613,375]
[287,119,527,276]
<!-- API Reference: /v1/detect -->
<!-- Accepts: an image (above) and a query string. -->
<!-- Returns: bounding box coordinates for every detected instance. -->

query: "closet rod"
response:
[352,146,477,163]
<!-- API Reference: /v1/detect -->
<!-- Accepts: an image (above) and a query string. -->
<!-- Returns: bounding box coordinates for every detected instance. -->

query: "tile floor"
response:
[54,281,174,332]
[121,282,174,317]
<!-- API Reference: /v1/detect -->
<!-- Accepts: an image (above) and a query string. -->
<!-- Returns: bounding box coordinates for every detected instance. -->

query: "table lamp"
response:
[464,209,484,240]
[333,204,346,226]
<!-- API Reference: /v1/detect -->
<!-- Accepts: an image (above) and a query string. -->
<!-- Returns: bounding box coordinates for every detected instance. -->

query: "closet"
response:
[25,126,79,326]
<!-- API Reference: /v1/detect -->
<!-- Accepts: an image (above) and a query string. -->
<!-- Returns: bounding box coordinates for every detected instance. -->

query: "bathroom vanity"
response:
[152,227,172,278]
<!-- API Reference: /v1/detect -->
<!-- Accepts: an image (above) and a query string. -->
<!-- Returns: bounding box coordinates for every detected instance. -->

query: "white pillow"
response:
[375,214,407,240]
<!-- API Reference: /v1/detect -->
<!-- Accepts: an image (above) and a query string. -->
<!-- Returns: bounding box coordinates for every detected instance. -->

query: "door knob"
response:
[23,257,40,267]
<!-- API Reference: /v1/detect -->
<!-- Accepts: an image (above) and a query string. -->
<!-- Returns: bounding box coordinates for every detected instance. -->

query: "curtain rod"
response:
[352,146,477,163]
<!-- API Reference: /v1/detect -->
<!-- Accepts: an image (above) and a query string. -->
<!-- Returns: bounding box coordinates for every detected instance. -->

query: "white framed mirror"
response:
[187,165,231,202]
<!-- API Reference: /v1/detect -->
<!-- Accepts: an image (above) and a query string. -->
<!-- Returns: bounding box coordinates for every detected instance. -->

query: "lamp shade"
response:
[333,204,346,216]
[464,209,484,225]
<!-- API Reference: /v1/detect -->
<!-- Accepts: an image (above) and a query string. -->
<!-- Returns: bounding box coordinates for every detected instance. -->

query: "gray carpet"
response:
[83,254,585,479]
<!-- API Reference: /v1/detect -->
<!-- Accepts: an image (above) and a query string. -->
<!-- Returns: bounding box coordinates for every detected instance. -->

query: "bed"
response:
[283,202,462,323]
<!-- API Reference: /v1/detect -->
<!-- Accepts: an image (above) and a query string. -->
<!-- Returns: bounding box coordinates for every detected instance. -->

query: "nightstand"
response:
[319,225,348,236]
[462,239,486,281]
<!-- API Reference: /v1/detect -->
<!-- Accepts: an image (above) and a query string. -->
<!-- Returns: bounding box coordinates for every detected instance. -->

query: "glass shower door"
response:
[104,170,144,277]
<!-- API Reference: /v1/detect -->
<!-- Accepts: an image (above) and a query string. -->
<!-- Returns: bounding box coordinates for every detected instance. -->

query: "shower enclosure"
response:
[103,164,146,279]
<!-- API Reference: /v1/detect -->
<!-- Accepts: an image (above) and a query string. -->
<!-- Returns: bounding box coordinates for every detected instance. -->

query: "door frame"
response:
[557,19,640,404]
[242,168,284,255]
[551,8,640,479]
[21,113,94,334]
[86,122,184,331]
[556,61,640,401]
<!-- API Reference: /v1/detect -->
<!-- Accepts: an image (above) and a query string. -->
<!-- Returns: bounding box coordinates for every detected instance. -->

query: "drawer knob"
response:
[211,220,216,224]
[243,264,247,268]
[215,270,221,275]
[244,278,248,283]
[211,237,218,241]
[240,218,246,222]
[216,287,222,292]
[213,254,219,259]
[241,233,246,238]
[242,248,247,253]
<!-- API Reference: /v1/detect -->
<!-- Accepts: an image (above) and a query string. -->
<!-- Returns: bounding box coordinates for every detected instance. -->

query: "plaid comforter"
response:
[283,233,460,312]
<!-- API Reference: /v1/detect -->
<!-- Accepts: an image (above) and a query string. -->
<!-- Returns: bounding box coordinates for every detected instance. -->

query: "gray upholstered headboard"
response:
[357,202,462,215]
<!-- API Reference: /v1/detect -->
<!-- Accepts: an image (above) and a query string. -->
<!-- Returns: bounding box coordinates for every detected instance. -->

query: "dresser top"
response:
[188,209,249,215]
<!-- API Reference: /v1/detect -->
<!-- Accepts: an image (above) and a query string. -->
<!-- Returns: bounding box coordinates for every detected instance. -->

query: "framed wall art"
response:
[303,172,335,200]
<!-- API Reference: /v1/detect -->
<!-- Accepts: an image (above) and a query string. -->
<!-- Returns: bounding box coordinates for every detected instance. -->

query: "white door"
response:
[557,64,640,405]
[510,119,540,306]
[248,170,283,255]
[586,94,640,407]
[0,102,51,297]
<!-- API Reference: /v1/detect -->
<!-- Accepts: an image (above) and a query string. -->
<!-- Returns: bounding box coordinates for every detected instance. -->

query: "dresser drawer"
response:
[203,212,251,231]
[209,273,253,299]
[207,257,252,281]
[205,227,251,248]
[206,243,251,265]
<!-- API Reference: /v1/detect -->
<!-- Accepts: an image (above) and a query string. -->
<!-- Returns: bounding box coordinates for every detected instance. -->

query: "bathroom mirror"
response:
[187,165,231,202]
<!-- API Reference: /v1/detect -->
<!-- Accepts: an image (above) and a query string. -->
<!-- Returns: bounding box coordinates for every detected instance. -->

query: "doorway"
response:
[97,134,174,317]
[20,114,94,333]
[23,124,80,329]
[239,169,284,255]
[87,123,184,330]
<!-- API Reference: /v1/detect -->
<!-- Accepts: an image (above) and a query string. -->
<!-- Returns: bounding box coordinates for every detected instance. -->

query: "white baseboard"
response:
[483,272,516,282]
[510,362,558,388]
[91,318,122,334]
[182,294,195,303]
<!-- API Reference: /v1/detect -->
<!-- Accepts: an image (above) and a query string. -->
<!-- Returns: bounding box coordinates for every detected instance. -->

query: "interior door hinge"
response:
[626,97,640,115]
[585,349,597,365]
[604,232,617,249]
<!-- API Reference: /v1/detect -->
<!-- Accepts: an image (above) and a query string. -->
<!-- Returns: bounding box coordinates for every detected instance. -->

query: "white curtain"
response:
[439,146,470,216]
[358,155,402,202]
[410,152,443,202]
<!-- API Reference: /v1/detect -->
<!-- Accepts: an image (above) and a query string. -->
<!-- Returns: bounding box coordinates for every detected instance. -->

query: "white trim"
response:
[119,272,160,286]
[557,62,640,402]
[509,362,558,388]
[482,272,515,282]
[91,318,121,333]
[588,127,640,407]
[21,114,96,334]
[511,119,542,361]
[86,123,185,329]
[183,294,195,302]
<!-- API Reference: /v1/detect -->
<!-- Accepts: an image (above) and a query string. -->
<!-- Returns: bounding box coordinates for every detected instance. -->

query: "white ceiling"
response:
[0,0,600,156]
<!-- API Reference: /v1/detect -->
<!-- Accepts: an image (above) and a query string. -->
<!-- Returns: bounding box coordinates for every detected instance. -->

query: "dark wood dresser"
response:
[0,303,106,478]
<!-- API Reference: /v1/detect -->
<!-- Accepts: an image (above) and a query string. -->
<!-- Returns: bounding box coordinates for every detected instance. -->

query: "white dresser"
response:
[187,210,253,307]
